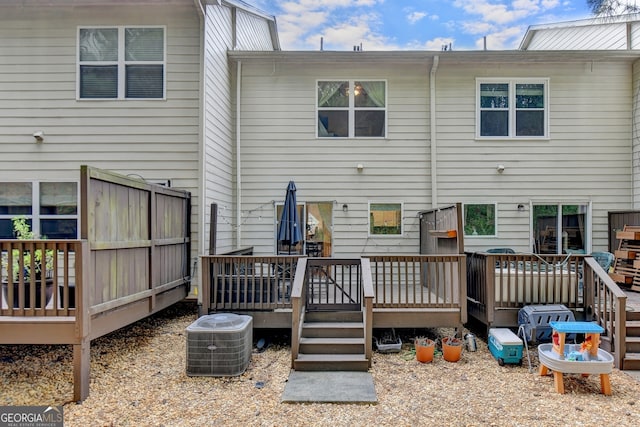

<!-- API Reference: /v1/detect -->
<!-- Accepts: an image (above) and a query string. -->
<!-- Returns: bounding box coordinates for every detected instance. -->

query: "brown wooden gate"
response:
[305,258,361,311]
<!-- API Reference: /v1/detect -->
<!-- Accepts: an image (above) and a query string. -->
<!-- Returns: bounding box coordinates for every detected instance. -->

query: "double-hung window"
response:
[0,182,78,239]
[477,78,548,138]
[317,80,386,138]
[78,26,165,99]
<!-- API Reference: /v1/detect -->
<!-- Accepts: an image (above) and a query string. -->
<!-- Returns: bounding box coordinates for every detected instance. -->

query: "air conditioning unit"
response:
[186,313,253,376]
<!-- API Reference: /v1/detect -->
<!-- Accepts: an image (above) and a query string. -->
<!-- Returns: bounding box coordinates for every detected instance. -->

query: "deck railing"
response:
[200,254,301,313]
[1,240,84,316]
[366,255,466,310]
[290,257,374,368]
[466,252,586,326]
[466,252,627,368]
[583,256,627,368]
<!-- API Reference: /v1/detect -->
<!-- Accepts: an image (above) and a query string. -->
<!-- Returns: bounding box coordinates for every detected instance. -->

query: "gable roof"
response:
[520,13,640,50]
[215,0,280,50]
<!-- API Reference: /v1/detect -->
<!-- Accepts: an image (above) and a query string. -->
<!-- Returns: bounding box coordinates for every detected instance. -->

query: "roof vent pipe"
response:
[484,36,487,51]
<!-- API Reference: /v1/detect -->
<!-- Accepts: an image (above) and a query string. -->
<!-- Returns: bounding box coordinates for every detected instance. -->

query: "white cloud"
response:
[407,11,428,24]
[421,37,456,51]
[473,25,527,49]
[462,21,494,35]
[274,0,395,50]
[265,0,592,51]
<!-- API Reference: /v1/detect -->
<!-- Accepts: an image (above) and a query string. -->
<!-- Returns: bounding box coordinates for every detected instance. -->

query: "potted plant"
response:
[1,216,54,308]
[442,335,463,362]
[414,336,435,363]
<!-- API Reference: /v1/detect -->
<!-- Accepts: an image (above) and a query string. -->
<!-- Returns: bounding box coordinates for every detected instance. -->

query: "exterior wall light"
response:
[342,204,348,212]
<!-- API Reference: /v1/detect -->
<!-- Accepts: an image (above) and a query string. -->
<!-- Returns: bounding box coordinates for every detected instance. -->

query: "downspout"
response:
[430,55,439,208]
[236,61,242,247]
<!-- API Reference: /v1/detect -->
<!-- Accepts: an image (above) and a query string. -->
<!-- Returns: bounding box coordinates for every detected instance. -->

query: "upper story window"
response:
[78,27,165,100]
[317,80,386,138]
[477,78,548,139]
[0,182,78,239]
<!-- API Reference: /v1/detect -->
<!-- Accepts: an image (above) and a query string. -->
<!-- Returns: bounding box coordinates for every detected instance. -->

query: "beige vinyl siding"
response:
[237,60,431,256]
[201,5,276,254]
[436,60,632,253]
[633,59,640,209]
[0,3,201,262]
[235,10,274,50]
[203,5,235,253]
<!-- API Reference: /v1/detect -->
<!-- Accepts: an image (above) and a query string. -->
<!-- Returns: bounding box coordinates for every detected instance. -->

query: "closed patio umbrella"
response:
[277,181,302,254]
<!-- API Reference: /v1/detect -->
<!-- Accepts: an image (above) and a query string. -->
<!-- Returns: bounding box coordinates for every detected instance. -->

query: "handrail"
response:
[200,254,300,314]
[1,240,82,316]
[583,256,627,369]
[290,257,307,367]
[366,254,464,308]
[361,257,374,367]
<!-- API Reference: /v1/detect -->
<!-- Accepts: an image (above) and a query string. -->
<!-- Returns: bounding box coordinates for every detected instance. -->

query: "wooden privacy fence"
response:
[0,166,191,402]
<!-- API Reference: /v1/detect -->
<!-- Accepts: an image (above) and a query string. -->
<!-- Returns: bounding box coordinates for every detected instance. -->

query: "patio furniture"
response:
[591,251,614,272]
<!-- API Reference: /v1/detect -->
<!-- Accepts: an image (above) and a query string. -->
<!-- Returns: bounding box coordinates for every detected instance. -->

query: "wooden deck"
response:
[202,250,633,369]
[201,253,467,330]
[0,166,191,401]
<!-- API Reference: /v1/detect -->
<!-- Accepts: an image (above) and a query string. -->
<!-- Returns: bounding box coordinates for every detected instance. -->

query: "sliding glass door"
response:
[533,203,589,254]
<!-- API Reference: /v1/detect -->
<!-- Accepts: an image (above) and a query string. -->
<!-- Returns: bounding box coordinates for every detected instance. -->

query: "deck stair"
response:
[293,310,369,371]
[623,309,640,370]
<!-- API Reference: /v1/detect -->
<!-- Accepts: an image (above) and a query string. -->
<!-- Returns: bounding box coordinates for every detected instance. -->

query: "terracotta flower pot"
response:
[442,337,463,362]
[415,338,435,363]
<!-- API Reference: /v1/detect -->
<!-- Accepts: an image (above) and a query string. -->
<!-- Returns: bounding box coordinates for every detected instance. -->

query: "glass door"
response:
[533,203,588,254]
[305,202,333,257]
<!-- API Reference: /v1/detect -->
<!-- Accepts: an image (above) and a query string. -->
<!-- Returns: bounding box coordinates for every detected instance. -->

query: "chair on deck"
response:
[486,248,516,254]
[486,248,516,268]
[591,251,614,272]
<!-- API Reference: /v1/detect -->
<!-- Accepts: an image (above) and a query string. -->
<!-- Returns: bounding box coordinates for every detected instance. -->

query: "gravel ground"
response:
[1,302,640,426]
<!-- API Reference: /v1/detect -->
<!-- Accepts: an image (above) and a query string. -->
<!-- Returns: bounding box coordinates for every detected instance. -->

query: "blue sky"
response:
[251,0,600,51]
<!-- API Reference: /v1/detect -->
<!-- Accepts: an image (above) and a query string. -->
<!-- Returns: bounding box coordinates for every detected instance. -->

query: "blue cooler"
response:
[488,328,523,366]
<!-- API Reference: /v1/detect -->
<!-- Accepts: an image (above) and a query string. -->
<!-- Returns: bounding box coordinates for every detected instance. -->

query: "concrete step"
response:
[299,337,365,354]
[294,353,369,371]
[301,321,364,338]
[623,352,640,370]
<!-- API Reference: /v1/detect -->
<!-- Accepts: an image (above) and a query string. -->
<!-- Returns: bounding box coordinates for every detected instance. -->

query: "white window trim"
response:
[274,201,307,253]
[529,200,592,254]
[475,77,549,140]
[368,201,403,237]
[0,181,80,239]
[77,25,167,101]
[463,202,498,238]
[316,79,387,139]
